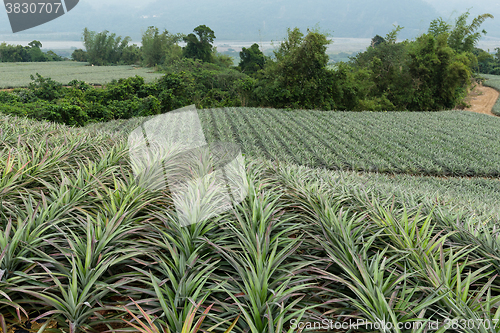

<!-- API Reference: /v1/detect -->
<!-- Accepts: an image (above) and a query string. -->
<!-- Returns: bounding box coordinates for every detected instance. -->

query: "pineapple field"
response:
[0,62,164,89]
[2,10,500,332]
[2,106,500,332]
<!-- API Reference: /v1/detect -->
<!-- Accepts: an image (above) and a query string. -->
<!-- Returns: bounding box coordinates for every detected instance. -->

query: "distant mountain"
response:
[137,0,440,40]
[0,0,456,41]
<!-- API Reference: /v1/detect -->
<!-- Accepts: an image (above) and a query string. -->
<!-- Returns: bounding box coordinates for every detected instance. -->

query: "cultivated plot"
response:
[0,62,164,88]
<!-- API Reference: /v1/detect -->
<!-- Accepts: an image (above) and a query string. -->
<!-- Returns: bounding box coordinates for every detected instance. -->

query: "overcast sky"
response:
[83,0,156,8]
[2,0,500,44]
[81,0,500,22]
[421,0,499,16]
[82,0,500,11]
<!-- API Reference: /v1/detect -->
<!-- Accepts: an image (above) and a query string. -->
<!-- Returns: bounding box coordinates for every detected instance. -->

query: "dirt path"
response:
[464,83,499,116]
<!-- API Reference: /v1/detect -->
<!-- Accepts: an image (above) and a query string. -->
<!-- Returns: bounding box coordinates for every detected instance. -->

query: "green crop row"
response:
[195,107,500,178]
[480,74,500,116]
[2,112,500,332]
[3,104,499,178]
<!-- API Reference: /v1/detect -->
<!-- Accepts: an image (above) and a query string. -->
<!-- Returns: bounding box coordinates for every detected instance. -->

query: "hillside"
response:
[0,0,440,41]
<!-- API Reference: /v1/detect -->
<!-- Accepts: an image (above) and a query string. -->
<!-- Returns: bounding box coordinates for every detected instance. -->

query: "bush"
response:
[71,49,87,62]
[0,91,20,103]
[137,95,161,117]
[28,73,63,102]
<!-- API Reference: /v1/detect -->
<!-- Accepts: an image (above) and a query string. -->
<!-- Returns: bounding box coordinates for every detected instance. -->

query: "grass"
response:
[480,74,500,116]
[0,62,164,88]
[2,109,500,332]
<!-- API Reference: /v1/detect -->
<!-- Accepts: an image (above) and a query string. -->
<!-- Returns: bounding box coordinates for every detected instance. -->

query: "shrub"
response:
[27,73,63,102]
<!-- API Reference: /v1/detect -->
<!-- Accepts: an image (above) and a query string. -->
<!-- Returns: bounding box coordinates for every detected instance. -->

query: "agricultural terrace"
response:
[0,62,164,88]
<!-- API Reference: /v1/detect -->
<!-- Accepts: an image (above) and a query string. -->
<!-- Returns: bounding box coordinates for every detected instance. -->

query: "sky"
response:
[83,0,156,8]
[1,0,500,45]
[81,0,500,13]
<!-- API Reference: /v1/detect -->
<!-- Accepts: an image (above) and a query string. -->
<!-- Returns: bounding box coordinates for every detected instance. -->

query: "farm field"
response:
[0,62,164,88]
[482,73,500,116]
[2,105,500,331]
[193,108,500,177]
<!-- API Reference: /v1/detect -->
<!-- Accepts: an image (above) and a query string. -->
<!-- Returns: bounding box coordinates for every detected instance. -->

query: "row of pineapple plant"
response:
[198,108,500,177]
[2,113,500,332]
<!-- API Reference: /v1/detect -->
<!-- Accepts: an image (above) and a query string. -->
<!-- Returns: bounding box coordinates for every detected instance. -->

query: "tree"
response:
[406,33,472,110]
[239,43,265,73]
[428,17,451,37]
[71,49,87,62]
[183,25,216,62]
[82,28,134,65]
[371,35,385,47]
[428,11,493,54]
[45,50,63,61]
[0,43,30,62]
[256,27,336,109]
[141,26,183,67]
[352,27,409,106]
[385,25,404,44]
[28,40,42,49]
[27,40,47,62]
[0,41,64,62]
[122,45,142,65]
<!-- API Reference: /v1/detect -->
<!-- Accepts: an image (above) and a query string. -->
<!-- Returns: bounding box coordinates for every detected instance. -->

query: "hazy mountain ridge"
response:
[1,0,498,42]
[1,0,446,41]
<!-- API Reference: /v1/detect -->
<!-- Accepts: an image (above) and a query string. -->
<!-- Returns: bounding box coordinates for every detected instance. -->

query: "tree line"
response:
[0,40,64,62]
[75,11,490,111]
[0,10,493,117]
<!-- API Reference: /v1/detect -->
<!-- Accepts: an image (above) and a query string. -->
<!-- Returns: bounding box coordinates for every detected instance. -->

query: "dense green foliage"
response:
[0,10,493,119]
[428,12,493,54]
[254,28,337,110]
[63,10,490,111]
[182,25,216,63]
[1,114,500,332]
[163,58,255,108]
[0,41,64,62]
[238,43,266,73]
[141,26,183,67]
[70,48,87,62]
[0,74,195,126]
[475,47,500,75]
[0,67,260,124]
[80,28,141,65]
[346,25,474,111]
